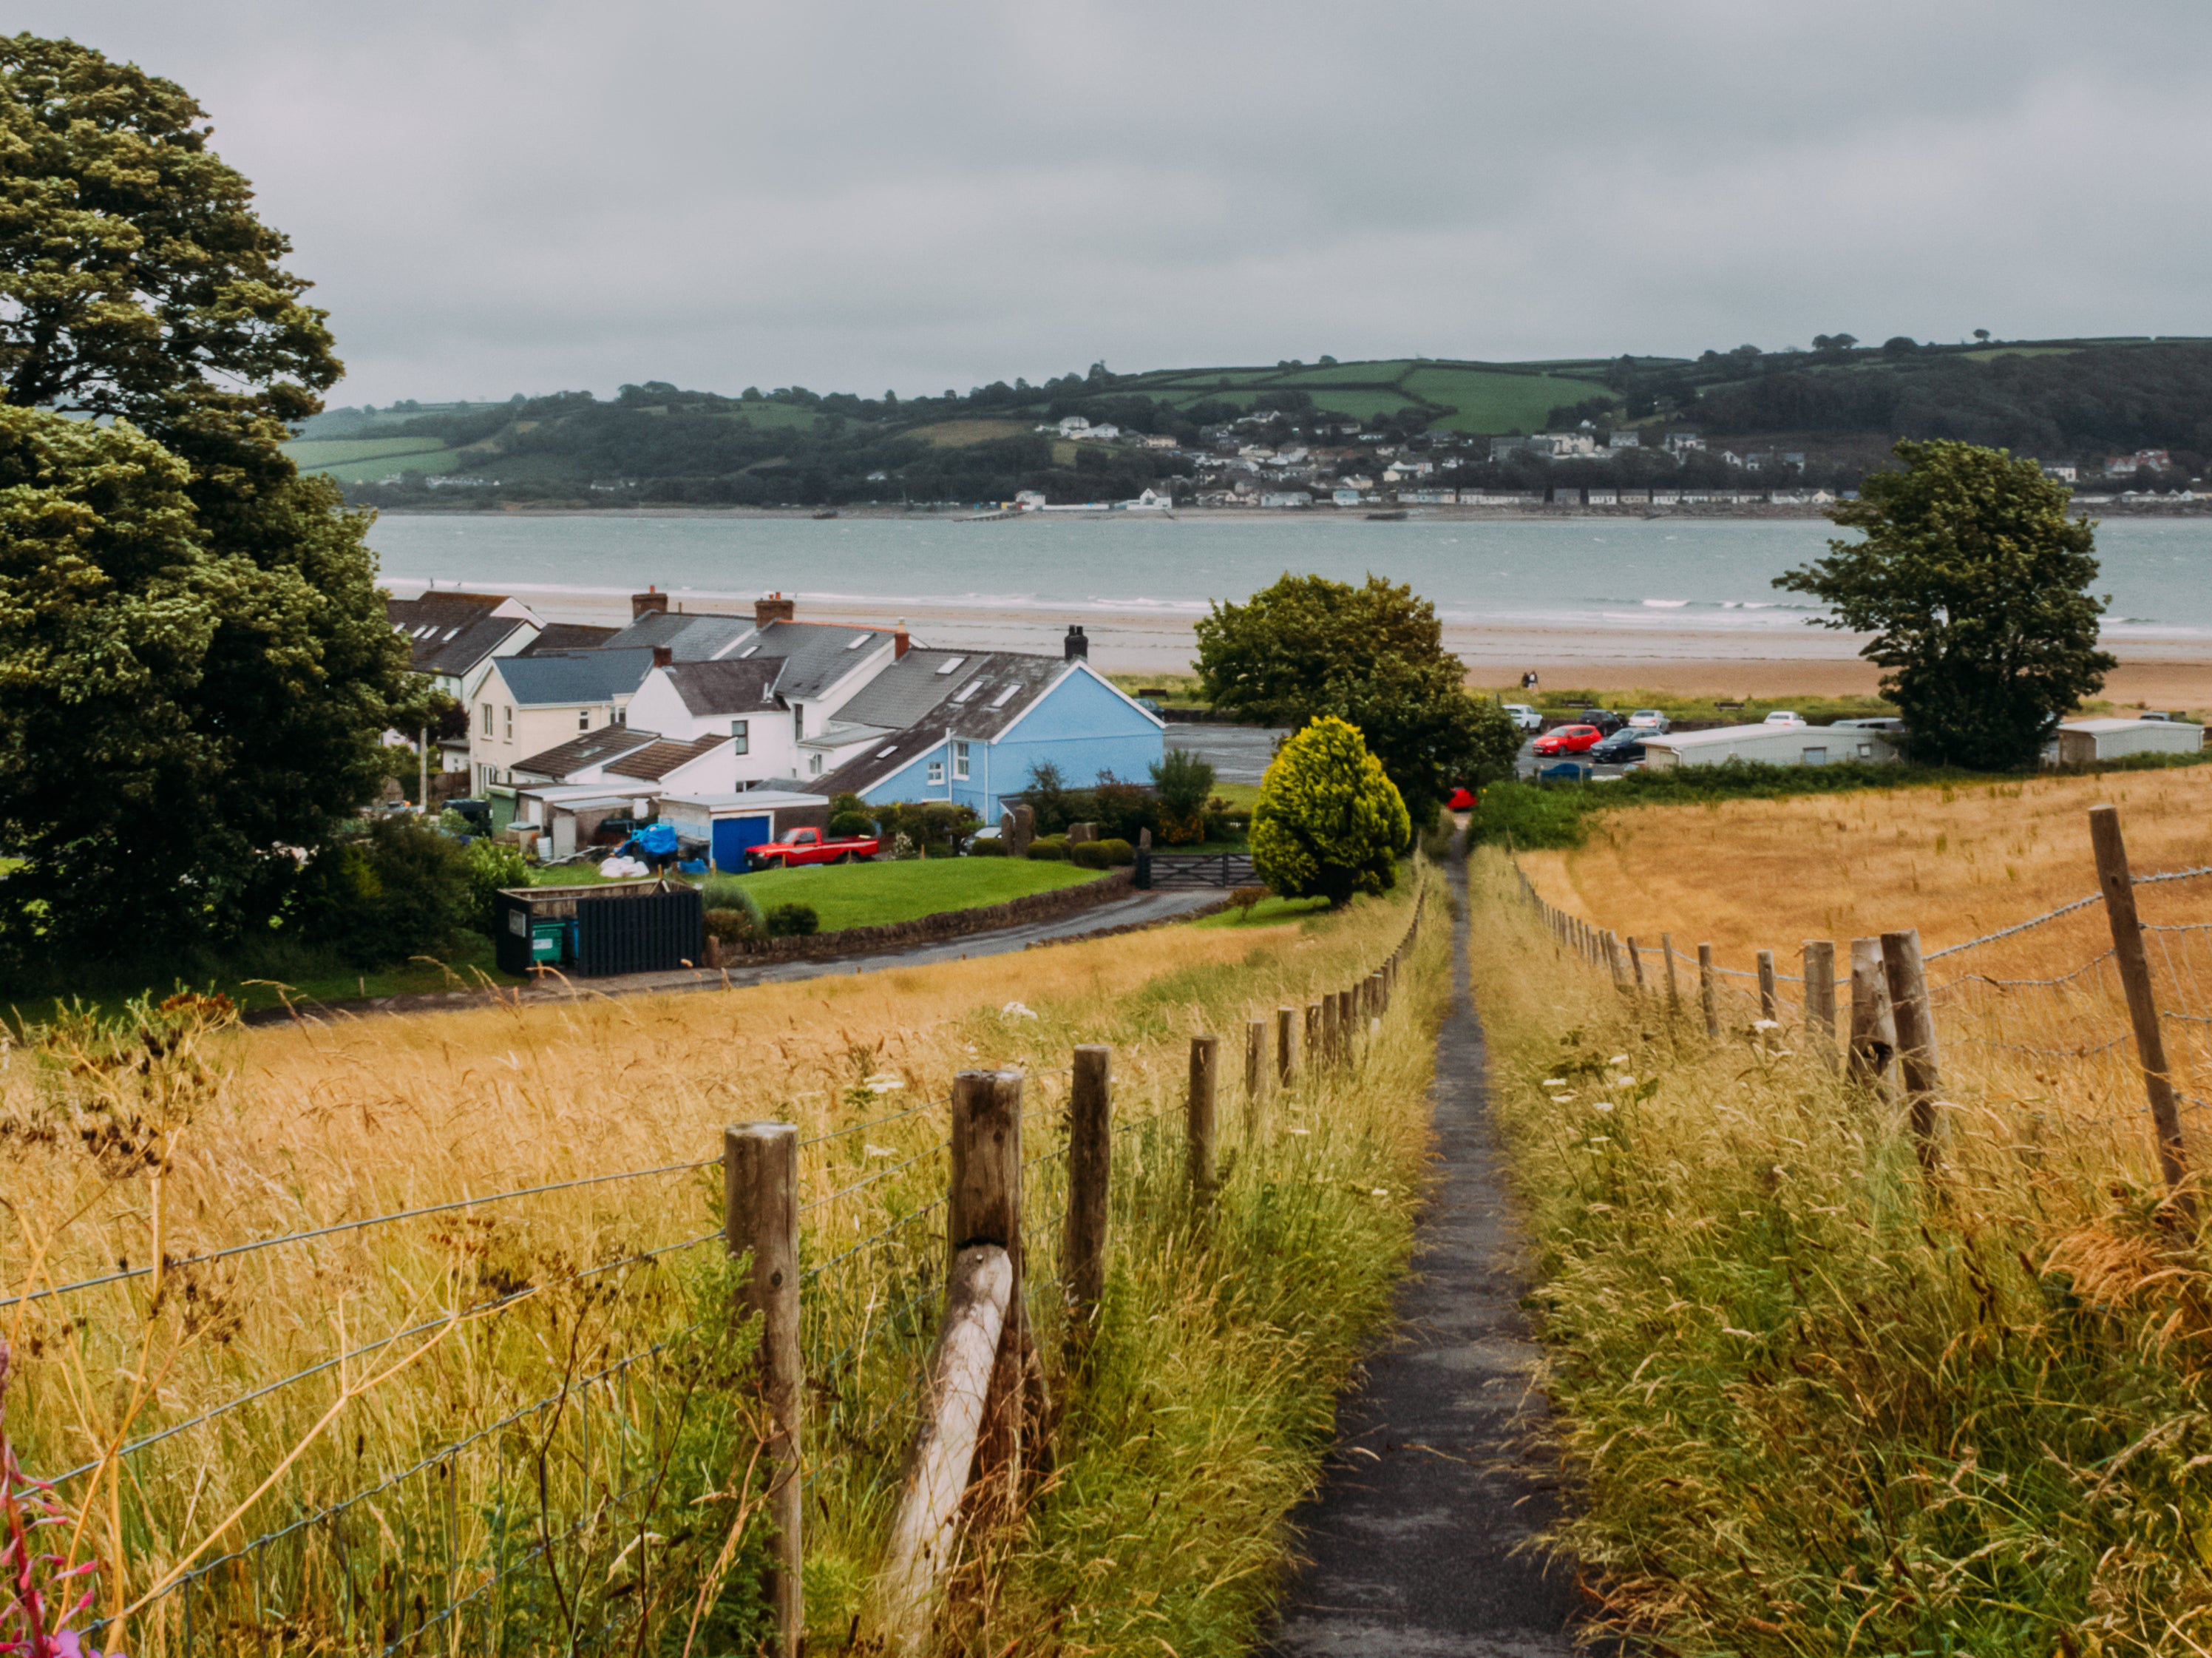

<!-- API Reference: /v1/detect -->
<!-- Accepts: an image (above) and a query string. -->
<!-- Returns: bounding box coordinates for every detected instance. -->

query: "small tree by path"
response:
[1251,717,1411,907]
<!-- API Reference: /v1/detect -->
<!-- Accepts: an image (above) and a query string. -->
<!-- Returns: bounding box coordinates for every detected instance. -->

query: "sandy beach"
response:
[473,584,2212,709]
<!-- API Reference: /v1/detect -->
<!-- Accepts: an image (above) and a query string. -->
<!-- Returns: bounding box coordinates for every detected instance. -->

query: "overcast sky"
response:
[28,1,2212,405]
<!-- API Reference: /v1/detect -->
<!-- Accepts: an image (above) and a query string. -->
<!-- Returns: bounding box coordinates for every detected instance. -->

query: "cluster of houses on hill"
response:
[389,588,1165,865]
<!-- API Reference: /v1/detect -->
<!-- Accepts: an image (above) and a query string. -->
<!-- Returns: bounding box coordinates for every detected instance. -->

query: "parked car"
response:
[744,825,883,870]
[1626,708,1671,733]
[1762,709,1808,727]
[1538,760,1592,781]
[1533,723,1605,757]
[1501,703,1542,733]
[1577,708,1627,737]
[1590,733,1648,766]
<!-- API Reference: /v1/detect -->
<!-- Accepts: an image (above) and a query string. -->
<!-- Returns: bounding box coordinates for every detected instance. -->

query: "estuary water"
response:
[366,512,2212,663]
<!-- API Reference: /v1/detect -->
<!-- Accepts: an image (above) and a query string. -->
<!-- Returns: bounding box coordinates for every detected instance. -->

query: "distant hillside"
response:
[291,337,2212,508]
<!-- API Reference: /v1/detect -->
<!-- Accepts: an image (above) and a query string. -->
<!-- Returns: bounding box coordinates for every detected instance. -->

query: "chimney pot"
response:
[651,643,673,669]
[631,589,669,620]
[1063,623,1089,662]
[893,627,911,660]
[754,592,797,629]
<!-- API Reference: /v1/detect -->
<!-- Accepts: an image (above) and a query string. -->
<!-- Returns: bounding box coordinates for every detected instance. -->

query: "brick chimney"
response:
[631,586,668,620]
[893,617,911,660]
[755,591,796,629]
[1063,623,1089,663]
[651,643,673,669]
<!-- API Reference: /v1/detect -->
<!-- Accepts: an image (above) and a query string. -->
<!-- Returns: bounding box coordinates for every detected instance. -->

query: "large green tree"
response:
[1777,441,2113,769]
[1194,572,1517,822]
[1249,717,1410,907]
[0,34,423,960]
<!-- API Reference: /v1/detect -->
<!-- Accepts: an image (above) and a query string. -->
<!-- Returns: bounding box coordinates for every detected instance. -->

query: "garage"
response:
[659,790,832,873]
[711,814,773,871]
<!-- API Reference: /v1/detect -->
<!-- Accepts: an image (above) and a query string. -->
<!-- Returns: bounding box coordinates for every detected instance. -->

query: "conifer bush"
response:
[1249,717,1411,906]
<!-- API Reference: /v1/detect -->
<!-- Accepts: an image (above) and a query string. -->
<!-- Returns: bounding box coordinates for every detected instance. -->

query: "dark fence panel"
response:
[494,890,540,977]
[575,887,705,977]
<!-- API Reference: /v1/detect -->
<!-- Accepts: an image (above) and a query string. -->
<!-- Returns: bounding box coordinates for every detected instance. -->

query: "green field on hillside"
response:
[284,436,460,481]
[1400,365,1612,431]
[727,856,1103,931]
[1116,358,1615,433]
[719,402,834,432]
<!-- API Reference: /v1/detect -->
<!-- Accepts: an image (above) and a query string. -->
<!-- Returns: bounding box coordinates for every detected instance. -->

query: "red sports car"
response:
[1532,723,1604,757]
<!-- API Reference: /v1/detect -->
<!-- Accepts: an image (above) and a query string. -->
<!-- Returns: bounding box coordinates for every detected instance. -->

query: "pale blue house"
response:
[815,627,1164,821]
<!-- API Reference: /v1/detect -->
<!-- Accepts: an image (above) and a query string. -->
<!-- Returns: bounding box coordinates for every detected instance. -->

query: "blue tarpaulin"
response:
[628,822,680,856]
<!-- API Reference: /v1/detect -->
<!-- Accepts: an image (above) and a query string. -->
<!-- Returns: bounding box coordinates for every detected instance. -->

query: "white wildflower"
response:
[1752,1018,1781,1032]
[1001,1001,1039,1020]
[1541,1077,1567,1087]
[1607,1054,1629,1065]
[863,1074,905,1094]
[1592,1100,1615,1113]
[864,1143,897,1159]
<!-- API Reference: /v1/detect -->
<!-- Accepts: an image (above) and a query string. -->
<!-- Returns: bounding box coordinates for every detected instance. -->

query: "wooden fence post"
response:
[1757,950,1778,1029]
[1803,941,1837,1070]
[1305,1001,1323,1072]
[2089,804,2194,1210]
[1245,1018,1266,1104]
[1627,935,1648,996]
[1605,930,1626,992]
[1367,972,1384,1027]
[949,1069,1028,1494]
[1848,936,1895,1089]
[1188,1035,1220,1204]
[1697,942,1718,1038]
[1278,1005,1297,1086]
[724,1123,804,1656]
[1661,933,1682,1017]
[1065,1046,1111,1364]
[1879,929,1943,1171]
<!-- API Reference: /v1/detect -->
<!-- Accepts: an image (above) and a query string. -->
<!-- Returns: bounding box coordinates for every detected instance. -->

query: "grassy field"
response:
[899,417,1034,447]
[1118,356,1616,433]
[1516,763,2212,972]
[282,436,459,482]
[2,873,1441,1654]
[1469,822,2212,1651]
[1399,364,1612,431]
[719,401,832,433]
[727,855,1102,930]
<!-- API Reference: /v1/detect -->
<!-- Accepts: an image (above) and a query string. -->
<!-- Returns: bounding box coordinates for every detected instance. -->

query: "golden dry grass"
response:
[1,890,1433,1653]
[1520,765,2212,976]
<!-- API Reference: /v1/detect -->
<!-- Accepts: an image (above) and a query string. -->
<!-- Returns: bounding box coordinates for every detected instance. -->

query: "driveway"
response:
[1162,722,1288,783]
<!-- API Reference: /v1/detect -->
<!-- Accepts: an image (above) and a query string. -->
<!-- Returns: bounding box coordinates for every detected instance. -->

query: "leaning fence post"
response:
[1660,933,1681,1017]
[1065,1046,1111,1364]
[724,1123,804,1656]
[949,1069,1028,1495]
[1880,929,1943,1172]
[1803,941,1837,1070]
[1278,1005,1297,1086]
[1605,930,1627,992]
[1627,935,1648,996]
[1188,1035,1220,1204]
[1848,936,1895,1089]
[2089,804,2194,1211]
[1697,942,1718,1038]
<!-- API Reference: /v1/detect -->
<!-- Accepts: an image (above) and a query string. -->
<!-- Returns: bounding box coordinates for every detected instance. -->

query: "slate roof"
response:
[605,734,728,782]
[490,649,656,706]
[520,623,618,654]
[660,660,784,717]
[814,652,1071,798]
[599,612,755,660]
[747,620,891,700]
[511,725,660,780]
[387,592,536,677]
[832,649,985,728]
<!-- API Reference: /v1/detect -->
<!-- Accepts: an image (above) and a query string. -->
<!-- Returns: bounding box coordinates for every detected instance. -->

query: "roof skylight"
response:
[952,680,985,704]
[844,632,872,650]
[989,683,1020,708]
[935,656,966,675]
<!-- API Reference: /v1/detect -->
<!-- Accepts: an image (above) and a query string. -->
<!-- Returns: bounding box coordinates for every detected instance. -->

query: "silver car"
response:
[1626,708,1671,734]
[1501,702,1543,733]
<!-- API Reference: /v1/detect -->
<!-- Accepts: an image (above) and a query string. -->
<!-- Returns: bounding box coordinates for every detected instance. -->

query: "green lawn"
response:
[1189,893,1329,929]
[727,857,1105,931]
[284,436,453,467]
[1398,365,1612,432]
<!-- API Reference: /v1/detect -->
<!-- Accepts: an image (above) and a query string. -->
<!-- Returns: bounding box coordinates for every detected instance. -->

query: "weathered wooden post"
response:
[1757,950,1778,1029]
[724,1123,804,1655]
[1848,936,1895,1089]
[1305,1001,1323,1072]
[2089,804,2194,1211]
[1188,1035,1220,1204]
[1879,929,1943,1171]
[1065,1046,1111,1364]
[1626,935,1649,996]
[1245,1018,1266,1104]
[1802,941,1838,1070]
[1697,942,1718,1038]
[1605,930,1627,992]
[1367,972,1384,1029]
[1278,1005,1297,1086]
[949,1069,1027,1492]
[1661,933,1682,1018]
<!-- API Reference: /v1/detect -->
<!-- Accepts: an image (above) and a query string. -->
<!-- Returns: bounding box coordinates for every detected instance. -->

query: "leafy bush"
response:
[968,836,1009,857]
[705,907,756,944]
[1071,840,1114,868]
[828,810,874,839]
[829,791,866,819]
[764,901,819,937]
[1092,837,1136,866]
[699,875,765,939]
[1091,773,1157,844]
[461,839,530,930]
[1151,748,1216,845]
[876,800,980,854]
[1250,717,1411,907]
[1022,760,1076,834]
[1027,836,1073,862]
[1465,781,1589,850]
[296,817,472,967]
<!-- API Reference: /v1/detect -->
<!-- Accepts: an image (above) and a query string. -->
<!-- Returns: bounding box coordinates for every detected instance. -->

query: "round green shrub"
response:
[1026,836,1072,862]
[828,810,874,839]
[764,901,820,937]
[1093,838,1136,866]
[1071,840,1113,869]
[968,836,1009,858]
[1251,716,1409,906]
[705,907,756,943]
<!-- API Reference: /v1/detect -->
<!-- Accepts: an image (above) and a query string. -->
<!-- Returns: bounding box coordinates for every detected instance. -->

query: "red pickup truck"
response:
[744,826,881,871]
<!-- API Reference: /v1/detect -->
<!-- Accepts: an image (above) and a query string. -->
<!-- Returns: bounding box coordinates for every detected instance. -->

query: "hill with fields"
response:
[291,336,2212,508]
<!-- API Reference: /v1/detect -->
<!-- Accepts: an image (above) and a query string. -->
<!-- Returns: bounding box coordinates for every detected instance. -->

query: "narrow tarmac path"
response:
[1270,849,1580,1657]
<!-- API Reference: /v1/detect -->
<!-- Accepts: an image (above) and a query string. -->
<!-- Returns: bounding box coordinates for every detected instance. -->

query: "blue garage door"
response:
[712,815,773,870]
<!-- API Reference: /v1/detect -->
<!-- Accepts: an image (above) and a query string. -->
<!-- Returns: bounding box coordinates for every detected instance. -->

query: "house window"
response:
[731,719,749,756]
[953,741,971,780]
[792,705,804,740]
[809,754,823,776]
[928,759,945,786]
[503,706,513,741]
[615,707,625,725]
[1801,746,1827,766]
[481,703,493,737]
[578,708,591,732]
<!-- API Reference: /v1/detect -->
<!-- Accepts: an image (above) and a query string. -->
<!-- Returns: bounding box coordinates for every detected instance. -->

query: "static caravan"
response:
[1641,722,1902,771]
[659,790,831,873]
[2046,717,2205,765]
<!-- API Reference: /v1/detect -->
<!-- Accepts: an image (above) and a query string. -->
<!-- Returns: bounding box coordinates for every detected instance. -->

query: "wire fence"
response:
[1507,833,2212,1176]
[14,881,1434,1657]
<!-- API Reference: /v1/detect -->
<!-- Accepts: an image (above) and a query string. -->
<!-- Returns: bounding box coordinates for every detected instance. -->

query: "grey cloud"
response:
[24,1,2212,402]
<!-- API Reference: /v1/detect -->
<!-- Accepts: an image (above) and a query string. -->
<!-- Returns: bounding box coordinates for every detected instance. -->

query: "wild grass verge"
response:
[1465,847,2212,1653]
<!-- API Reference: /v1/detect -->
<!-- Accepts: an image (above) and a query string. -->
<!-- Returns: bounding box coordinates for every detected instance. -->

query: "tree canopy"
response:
[0,34,424,966]
[1193,572,1519,823]
[1249,717,1409,907]
[1776,440,2113,769]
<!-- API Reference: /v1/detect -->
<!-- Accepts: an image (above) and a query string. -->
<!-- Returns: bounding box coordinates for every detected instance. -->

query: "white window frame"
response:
[953,741,971,780]
[577,708,591,732]
[731,719,749,755]
[481,703,494,737]
[928,759,945,786]
[809,754,824,776]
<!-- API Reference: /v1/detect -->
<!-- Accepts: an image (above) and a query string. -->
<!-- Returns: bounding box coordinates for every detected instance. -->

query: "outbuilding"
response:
[1641,722,1902,771]
[658,789,832,872]
[2046,717,2205,765]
